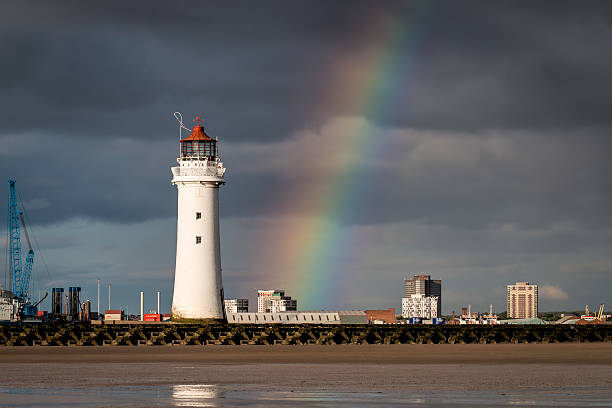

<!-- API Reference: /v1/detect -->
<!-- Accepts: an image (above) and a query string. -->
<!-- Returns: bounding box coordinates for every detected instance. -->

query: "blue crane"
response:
[7,179,35,305]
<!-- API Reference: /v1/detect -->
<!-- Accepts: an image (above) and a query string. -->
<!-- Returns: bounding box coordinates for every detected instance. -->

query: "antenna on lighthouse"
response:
[173,112,192,140]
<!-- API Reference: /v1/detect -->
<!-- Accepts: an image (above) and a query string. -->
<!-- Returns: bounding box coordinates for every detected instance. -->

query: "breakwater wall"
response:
[1,323,610,346]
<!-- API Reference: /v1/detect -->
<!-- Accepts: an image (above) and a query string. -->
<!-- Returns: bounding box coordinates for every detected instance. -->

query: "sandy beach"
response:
[1,343,611,391]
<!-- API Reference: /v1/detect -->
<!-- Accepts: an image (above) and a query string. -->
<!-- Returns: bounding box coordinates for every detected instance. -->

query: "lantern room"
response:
[180,117,217,159]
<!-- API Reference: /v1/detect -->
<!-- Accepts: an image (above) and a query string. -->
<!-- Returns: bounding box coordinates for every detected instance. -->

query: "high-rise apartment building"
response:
[257,290,297,313]
[224,298,248,314]
[404,275,442,314]
[506,282,538,318]
[402,294,439,319]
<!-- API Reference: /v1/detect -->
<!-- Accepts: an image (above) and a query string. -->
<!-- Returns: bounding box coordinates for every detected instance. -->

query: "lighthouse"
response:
[171,116,226,321]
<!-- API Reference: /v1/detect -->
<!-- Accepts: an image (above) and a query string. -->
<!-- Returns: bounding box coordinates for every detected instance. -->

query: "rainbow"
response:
[265,13,425,309]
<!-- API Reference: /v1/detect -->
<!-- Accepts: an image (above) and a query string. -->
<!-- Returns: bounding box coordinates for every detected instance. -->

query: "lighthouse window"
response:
[197,142,206,156]
[182,141,194,157]
[195,236,202,244]
[196,212,202,220]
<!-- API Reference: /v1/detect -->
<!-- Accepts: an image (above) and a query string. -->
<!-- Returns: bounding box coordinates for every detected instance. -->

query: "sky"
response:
[1,1,611,315]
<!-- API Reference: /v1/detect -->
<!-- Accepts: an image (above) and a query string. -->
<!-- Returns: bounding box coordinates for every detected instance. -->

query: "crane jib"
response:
[7,179,35,303]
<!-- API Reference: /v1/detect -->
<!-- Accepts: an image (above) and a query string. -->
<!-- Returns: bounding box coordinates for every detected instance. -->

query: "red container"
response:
[144,313,161,322]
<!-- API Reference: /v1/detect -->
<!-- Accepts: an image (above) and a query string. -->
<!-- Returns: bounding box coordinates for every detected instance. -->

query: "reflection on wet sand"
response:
[1,384,612,407]
[172,384,221,407]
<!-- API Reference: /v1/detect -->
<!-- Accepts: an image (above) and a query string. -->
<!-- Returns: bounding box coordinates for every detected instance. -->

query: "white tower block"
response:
[171,117,226,320]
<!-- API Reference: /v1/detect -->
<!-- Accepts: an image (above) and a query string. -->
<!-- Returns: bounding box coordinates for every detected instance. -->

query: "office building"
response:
[507,282,538,318]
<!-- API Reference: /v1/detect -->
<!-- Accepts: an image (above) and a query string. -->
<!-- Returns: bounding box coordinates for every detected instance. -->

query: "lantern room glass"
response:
[181,140,217,158]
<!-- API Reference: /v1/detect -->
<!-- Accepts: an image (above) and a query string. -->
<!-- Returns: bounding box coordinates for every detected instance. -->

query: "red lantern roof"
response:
[183,125,213,141]
[182,116,214,141]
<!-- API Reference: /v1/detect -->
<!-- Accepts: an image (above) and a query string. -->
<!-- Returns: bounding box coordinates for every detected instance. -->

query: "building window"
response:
[196,236,202,244]
[196,212,202,219]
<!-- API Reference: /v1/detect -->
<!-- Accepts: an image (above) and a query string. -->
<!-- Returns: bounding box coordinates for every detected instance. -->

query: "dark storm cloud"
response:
[0,1,610,138]
[1,0,612,228]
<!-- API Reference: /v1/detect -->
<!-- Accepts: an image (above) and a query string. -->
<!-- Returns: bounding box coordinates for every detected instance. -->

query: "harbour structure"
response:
[6,180,46,319]
[507,282,538,319]
[481,304,500,325]
[171,115,227,320]
[51,288,64,316]
[82,300,91,321]
[66,287,81,322]
[227,310,366,325]
[404,275,442,315]
[458,305,480,325]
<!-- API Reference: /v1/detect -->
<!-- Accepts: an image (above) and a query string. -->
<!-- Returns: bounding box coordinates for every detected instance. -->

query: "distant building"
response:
[0,289,16,322]
[404,275,442,315]
[104,309,125,322]
[456,305,500,325]
[270,298,297,312]
[257,290,297,313]
[81,300,91,321]
[224,298,249,313]
[506,282,538,319]
[365,308,396,324]
[402,295,439,319]
[498,317,547,325]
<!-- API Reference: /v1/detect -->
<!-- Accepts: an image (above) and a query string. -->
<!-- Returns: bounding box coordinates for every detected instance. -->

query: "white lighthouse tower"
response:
[171,116,226,321]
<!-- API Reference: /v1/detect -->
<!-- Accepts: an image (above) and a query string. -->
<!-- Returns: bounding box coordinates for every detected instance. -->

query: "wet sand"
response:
[1,344,611,391]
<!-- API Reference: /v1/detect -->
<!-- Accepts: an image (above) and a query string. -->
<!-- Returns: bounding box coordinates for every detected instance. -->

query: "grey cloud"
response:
[223,120,612,230]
